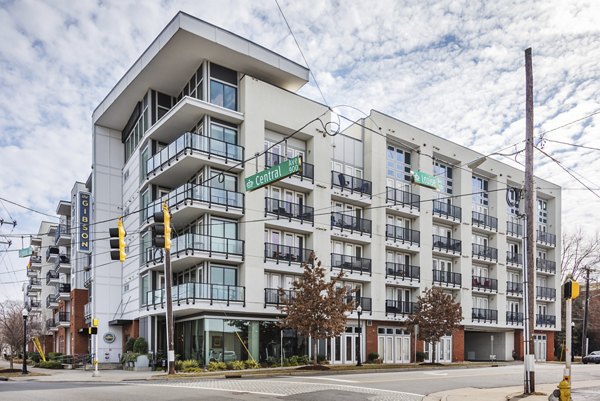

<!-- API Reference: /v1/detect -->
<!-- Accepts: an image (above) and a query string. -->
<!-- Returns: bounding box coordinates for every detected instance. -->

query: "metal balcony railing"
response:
[29,300,41,309]
[264,288,297,307]
[146,283,245,307]
[472,276,498,292]
[264,243,312,264]
[57,283,71,293]
[385,262,420,281]
[472,244,498,261]
[472,211,498,231]
[31,255,42,264]
[54,223,70,243]
[536,258,556,274]
[346,296,373,313]
[330,212,371,235]
[537,230,556,246]
[506,281,523,295]
[432,200,462,221]
[46,247,59,261]
[331,253,372,275]
[331,171,372,197]
[46,270,59,284]
[507,221,523,237]
[385,300,416,316]
[265,152,314,182]
[265,197,314,224]
[146,132,244,178]
[472,308,498,323]
[385,224,420,245]
[536,286,556,300]
[84,302,91,318]
[46,318,56,328]
[536,314,556,326]
[29,278,41,286]
[386,187,420,210]
[84,270,92,287]
[432,235,462,253]
[147,234,244,263]
[46,294,58,308]
[506,311,524,324]
[432,269,462,287]
[506,251,523,265]
[56,312,70,323]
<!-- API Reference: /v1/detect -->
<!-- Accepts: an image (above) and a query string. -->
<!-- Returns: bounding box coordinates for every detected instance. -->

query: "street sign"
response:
[245,156,302,192]
[19,247,33,257]
[411,170,441,190]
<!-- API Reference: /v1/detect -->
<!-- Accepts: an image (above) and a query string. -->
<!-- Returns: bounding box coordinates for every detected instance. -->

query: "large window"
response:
[210,265,237,286]
[209,63,237,111]
[472,175,489,214]
[177,65,203,102]
[386,144,412,188]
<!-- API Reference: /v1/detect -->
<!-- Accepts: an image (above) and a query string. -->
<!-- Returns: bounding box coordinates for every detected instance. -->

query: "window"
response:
[433,160,453,195]
[140,274,149,306]
[210,121,237,144]
[472,175,489,213]
[537,199,548,229]
[210,218,237,239]
[140,189,150,223]
[177,65,203,101]
[210,265,237,286]
[209,63,237,110]
[332,134,363,176]
[432,258,452,272]
[386,144,412,184]
[140,146,150,183]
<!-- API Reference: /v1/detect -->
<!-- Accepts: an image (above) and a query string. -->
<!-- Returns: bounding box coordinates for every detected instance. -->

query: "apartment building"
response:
[77,12,562,365]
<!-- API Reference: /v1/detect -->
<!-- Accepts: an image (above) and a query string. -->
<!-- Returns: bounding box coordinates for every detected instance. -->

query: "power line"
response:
[537,109,600,139]
[543,139,600,152]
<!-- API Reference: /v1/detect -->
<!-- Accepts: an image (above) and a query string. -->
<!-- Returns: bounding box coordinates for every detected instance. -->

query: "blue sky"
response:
[1,0,599,300]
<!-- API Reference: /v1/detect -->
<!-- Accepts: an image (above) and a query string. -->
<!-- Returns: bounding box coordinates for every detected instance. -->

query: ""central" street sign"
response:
[411,170,442,190]
[245,156,302,192]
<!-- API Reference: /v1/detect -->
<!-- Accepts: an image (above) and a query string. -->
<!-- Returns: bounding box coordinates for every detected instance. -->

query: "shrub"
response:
[416,351,427,362]
[29,352,41,363]
[207,361,227,371]
[244,359,260,369]
[367,352,379,363]
[120,352,139,364]
[317,354,327,363]
[230,360,245,370]
[39,360,63,369]
[133,337,148,354]
[47,352,63,361]
[125,337,136,352]
[178,359,200,372]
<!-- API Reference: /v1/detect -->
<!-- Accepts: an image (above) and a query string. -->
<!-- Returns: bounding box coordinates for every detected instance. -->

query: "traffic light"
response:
[563,280,580,300]
[88,327,98,335]
[109,218,126,261]
[152,202,171,250]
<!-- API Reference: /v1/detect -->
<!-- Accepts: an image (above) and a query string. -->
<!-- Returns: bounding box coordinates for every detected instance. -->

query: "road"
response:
[1,364,599,400]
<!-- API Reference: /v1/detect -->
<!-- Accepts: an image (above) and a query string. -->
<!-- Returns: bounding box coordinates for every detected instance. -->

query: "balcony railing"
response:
[472,244,498,261]
[507,221,523,237]
[265,152,314,182]
[432,269,462,287]
[54,223,70,243]
[264,243,312,264]
[385,262,420,281]
[386,225,420,246]
[506,251,523,265]
[536,286,556,300]
[84,270,92,287]
[29,278,41,286]
[331,171,372,197]
[29,300,41,309]
[472,308,498,323]
[330,212,371,235]
[46,247,59,261]
[385,300,416,316]
[347,296,372,312]
[472,211,498,231]
[146,282,245,307]
[472,276,498,292]
[506,281,523,295]
[537,230,556,246]
[31,255,42,264]
[57,283,71,293]
[265,197,314,224]
[386,187,420,210]
[46,318,56,328]
[46,294,58,308]
[84,302,91,318]
[506,311,524,325]
[46,270,59,284]
[146,132,244,178]
[536,314,556,327]
[432,235,462,253]
[264,288,297,307]
[56,312,70,323]
[148,234,244,263]
[432,200,462,221]
[331,253,372,275]
[536,258,556,274]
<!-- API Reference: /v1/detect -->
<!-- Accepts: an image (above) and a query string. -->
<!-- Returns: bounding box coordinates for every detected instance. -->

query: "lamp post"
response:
[356,304,363,367]
[21,308,28,375]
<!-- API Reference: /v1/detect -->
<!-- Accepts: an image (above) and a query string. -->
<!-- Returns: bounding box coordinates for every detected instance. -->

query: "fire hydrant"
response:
[557,377,571,401]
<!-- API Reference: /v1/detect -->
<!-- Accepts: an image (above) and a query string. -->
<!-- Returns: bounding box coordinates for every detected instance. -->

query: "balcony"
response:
[28,278,42,293]
[46,318,58,331]
[46,246,59,262]
[385,300,416,317]
[57,283,71,300]
[432,235,461,254]
[54,254,71,274]
[264,243,312,265]
[507,221,523,237]
[29,300,41,311]
[265,152,314,184]
[386,225,420,246]
[264,288,297,308]
[506,251,523,266]
[472,211,498,231]
[265,197,314,225]
[27,266,38,278]
[472,244,498,262]
[331,171,372,198]
[432,200,462,222]
[506,311,524,325]
[536,286,556,300]
[46,294,59,309]
[472,276,498,292]
[347,296,372,313]
[432,269,462,288]
[84,270,92,288]
[537,230,556,247]
[145,282,246,308]
[147,183,244,224]
[146,132,244,187]
[385,262,420,282]
[46,270,60,285]
[506,281,523,296]
[331,253,372,276]
[472,308,498,324]
[536,314,556,327]
[536,258,556,274]
[386,187,420,211]
[84,302,91,319]
[29,255,42,271]
[56,311,70,327]
[54,223,70,246]
[330,212,371,236]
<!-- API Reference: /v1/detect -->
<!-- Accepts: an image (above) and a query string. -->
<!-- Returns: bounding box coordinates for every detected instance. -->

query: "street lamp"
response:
[21,308,28,375]
[356,304,363,367]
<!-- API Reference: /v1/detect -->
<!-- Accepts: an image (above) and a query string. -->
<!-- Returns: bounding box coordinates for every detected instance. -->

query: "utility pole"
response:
[581,266,591,357]
[524,47,536,394]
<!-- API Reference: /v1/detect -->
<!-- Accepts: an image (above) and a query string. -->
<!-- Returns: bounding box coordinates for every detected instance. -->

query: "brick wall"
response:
[70,289,89,355]
[452,327,465,362]
[122,319,140,353]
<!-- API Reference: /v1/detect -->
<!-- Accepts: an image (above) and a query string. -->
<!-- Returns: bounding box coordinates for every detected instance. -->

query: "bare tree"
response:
[561,229,600,283]
[278,252,354,365]
[0,300,26,369]
[407,287,462,364]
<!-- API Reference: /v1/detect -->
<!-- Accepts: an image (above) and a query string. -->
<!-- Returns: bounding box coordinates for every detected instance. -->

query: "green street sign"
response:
[245,156,302,192]
[19,247,33,258]
[411,170,442,190]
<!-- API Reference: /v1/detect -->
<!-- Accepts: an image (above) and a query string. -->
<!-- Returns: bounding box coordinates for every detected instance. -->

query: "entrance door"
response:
[534,334,547,361]
[425,336,452,362]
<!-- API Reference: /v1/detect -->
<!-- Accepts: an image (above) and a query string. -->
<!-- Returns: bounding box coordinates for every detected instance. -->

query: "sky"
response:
[1,0,599,300]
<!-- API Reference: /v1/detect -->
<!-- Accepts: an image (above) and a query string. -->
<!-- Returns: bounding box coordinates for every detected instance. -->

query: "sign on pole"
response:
[19,247,33,257]
[411,170,442,190]
[245,156,302,192]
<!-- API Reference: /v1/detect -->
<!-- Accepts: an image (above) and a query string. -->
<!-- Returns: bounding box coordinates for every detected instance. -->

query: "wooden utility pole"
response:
[524,47,536,394]
[582,266,591,357]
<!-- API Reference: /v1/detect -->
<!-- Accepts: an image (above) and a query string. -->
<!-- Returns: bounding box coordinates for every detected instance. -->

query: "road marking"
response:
[129,382,286,397]
[269,380,425,397]
[424,372,448,376]
[305,377,358,383]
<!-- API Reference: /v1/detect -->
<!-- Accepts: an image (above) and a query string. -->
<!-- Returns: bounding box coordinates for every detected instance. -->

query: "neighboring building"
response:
[39,11,561,365]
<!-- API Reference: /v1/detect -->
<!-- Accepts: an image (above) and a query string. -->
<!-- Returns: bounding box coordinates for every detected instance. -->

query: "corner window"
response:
[209,63,237,111]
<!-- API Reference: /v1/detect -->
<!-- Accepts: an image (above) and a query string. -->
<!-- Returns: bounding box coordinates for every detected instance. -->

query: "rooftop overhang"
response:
[93,11,309,131]
[56,200,71,216]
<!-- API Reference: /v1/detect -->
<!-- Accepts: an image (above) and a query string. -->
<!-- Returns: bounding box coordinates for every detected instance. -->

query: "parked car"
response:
[582,350,600,364]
